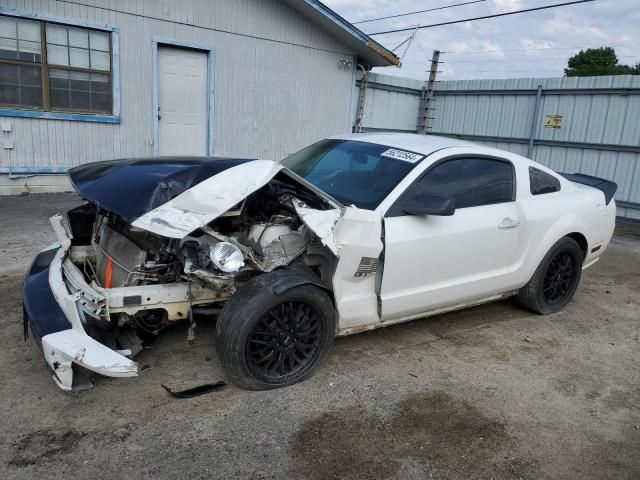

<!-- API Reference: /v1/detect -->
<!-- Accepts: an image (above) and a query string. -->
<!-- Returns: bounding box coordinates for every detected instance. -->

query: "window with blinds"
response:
[0,15,112,114]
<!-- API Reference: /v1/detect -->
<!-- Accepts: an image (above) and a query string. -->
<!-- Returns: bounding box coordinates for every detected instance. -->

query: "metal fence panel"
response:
[356,73,640,219]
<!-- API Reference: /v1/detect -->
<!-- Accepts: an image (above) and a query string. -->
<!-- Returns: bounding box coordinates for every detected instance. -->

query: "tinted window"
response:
[529,167,561,195]
[281,139,420,209]
[409,158,514,210]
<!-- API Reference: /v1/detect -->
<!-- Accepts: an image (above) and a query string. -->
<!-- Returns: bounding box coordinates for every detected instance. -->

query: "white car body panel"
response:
[289,200,384,329]
[330,207,383,330]
[381,201,526,321]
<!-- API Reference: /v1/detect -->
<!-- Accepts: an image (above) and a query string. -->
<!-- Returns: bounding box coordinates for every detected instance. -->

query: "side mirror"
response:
[401,191,455,216]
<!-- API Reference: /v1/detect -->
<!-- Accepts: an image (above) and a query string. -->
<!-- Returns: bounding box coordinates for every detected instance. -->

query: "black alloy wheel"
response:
[216,272,336,390]
[542,251,577,305]
[246,301,323,379]
[516,236,583,314]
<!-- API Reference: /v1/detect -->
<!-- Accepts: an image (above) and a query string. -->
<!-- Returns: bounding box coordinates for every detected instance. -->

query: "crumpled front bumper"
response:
[22,216,137,392]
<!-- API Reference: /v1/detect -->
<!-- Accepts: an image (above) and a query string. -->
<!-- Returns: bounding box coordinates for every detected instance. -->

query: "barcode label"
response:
[380,148,424,164]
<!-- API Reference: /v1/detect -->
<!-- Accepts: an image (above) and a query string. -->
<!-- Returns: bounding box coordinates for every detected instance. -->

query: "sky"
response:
[322,0,640,81]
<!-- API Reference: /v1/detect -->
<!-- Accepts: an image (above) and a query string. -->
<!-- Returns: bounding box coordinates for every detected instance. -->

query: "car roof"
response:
[327,132,568,180]
[330,133,475,156]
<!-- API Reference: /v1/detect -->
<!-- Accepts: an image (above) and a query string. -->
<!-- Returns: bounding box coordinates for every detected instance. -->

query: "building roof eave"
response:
[282,0,400,67]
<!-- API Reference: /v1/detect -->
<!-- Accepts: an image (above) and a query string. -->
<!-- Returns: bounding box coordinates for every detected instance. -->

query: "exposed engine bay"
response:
[63,176,338,357]
[25,156,384,392]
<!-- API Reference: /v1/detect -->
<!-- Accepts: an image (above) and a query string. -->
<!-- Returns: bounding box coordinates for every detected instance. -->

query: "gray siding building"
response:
[0,0,398,194]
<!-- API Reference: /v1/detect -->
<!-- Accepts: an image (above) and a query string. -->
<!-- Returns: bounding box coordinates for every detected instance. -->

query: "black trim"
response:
[386,153,517,217]
[559,173,617,205]
[258,263,331,296]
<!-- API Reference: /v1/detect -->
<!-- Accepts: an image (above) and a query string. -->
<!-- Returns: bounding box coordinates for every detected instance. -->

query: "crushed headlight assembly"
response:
[210,241,245,273]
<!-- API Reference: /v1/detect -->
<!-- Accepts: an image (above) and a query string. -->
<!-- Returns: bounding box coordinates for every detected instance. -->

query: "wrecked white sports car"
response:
[23,133,617,392]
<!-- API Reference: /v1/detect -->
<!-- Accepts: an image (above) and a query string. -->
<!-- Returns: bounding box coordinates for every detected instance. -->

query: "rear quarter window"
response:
[529,167,561,195]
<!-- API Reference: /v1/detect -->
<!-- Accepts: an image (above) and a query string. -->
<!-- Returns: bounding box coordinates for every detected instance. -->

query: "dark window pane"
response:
[49,76,69,88]
[20,85,42,106]
[49,69,69,89]
[91,73,109,93]
[414,158,514,209]
[49,68,71,109]
[529,167,561,195]
[0,62,18,83]
[17,51,40,63]
[70,90,91,110]
[91,92,110,112]
[0,63,42,108]
[50,88,70,109]
[69,77,91,92]
[19,64,41,86]
[0,84,18,104]
[0,49,18,61]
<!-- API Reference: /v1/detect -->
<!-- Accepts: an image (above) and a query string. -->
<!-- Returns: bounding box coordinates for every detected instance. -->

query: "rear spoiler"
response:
[559,173,617,205]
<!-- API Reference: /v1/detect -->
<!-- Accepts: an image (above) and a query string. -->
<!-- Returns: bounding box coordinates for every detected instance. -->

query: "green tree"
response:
[564,47,639,77]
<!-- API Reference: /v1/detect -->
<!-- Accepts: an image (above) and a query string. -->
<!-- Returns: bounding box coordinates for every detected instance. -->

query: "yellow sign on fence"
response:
[545,115,563,128]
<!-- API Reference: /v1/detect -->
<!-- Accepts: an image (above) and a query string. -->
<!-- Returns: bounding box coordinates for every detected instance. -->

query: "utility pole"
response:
[417,50,440,134]
[353,65,368,133]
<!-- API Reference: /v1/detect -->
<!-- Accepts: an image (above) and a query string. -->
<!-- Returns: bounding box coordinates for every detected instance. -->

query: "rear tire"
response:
[516,237,583,314]
[215,273,336,390]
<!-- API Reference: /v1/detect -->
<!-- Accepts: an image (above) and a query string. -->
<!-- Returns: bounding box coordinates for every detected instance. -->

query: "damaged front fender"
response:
[23,215,138,391]
[293,200,384,331]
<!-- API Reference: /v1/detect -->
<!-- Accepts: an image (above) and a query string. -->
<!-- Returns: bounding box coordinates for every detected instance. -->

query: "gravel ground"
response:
[1,192,639,480]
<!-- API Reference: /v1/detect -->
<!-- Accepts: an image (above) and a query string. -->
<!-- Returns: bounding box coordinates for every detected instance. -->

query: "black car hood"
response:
[68,157,254,223]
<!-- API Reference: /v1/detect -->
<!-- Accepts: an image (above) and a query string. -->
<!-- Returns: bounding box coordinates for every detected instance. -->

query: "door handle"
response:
[498,217,520,229]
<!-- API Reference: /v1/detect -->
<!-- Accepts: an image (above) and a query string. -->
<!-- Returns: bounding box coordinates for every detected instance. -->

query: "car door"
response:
[380,156,526,322]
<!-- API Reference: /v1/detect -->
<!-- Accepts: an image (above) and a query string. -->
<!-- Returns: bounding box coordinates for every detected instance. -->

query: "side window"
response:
[412,157,514,209]
[529,167,561,195]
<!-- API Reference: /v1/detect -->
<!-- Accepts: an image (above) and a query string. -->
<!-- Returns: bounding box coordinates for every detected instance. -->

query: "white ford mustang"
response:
[23,133,617,392]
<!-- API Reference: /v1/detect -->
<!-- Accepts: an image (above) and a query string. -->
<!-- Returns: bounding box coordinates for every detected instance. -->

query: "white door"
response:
[380,157,526,321]
[157,46,208,156]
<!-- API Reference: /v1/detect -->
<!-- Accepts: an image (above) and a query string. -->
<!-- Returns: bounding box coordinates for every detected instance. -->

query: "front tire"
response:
[215,273,336,390]
[516,237,583,314]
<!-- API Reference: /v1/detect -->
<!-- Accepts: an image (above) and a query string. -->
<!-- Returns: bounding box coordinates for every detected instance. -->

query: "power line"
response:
[450,67,636,73]
[353,0,488,25]
[445,55,639,63]
[444,43,640,54]
[368,0,596,35]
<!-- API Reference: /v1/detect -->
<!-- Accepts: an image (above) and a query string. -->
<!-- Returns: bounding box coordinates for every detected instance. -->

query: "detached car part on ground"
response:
[22,134,617,392]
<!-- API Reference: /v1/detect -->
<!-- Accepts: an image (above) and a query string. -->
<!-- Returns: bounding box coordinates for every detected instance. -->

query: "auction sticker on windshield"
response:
[380,148,424,164]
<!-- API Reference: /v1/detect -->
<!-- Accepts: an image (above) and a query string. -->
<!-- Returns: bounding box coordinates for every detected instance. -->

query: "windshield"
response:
[281,139,421,209]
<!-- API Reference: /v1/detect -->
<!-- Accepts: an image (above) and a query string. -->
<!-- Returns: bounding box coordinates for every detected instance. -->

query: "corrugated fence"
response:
[356,73,640,219]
